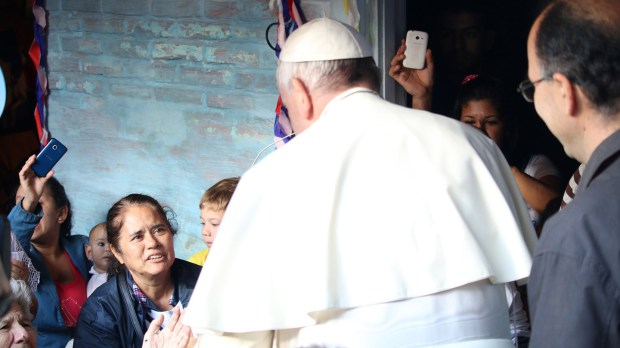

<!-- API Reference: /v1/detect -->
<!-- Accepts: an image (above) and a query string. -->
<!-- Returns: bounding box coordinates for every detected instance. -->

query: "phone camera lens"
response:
[52,145,58,150]
[416,36,420,40]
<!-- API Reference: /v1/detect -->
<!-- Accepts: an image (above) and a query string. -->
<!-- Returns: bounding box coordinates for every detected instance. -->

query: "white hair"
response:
[277,60,339,93]
[9,279,36,321]
[276,58,380,96]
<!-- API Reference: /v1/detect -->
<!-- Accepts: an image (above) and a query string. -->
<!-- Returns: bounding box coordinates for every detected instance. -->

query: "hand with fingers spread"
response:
[388,39,435,111]
[143,306,194,348]
[18,154,54,212]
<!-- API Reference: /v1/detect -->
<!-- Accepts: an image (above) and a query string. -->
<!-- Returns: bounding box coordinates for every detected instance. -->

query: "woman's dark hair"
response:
[45,177,73,239]
[453,75,530,169]
[106,193,178,275]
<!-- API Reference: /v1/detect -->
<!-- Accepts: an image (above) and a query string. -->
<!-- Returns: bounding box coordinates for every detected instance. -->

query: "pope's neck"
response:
[311,84,375,120]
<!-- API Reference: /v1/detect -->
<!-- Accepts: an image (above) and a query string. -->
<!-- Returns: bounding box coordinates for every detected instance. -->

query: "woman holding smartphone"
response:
[8,155,91,348]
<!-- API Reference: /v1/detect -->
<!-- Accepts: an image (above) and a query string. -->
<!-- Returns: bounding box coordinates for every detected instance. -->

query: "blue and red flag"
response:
[272,0,305,147]
[28,0,49,148]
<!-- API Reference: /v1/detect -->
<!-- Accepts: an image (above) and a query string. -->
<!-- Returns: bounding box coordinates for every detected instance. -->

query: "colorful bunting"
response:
[28,0,49,148]
[272,0,305,148]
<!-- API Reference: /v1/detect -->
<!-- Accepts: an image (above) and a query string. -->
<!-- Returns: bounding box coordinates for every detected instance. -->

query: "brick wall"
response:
[44,0,340,259]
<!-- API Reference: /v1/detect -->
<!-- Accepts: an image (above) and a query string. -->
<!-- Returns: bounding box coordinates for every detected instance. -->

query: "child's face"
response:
[200,206,224,248]
[86,225,112,273]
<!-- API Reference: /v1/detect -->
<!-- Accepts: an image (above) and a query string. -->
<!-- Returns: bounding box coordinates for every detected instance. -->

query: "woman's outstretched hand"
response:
[143,306,194,348]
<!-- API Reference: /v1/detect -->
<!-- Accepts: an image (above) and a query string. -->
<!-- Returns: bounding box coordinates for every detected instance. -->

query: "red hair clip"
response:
[461,74,479,85]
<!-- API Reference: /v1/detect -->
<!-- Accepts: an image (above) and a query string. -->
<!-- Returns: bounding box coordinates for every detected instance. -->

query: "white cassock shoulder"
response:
[184,89,537,334]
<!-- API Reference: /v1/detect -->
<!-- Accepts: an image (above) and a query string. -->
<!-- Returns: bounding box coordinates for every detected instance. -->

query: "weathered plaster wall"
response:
[43,0,342,259]
[48,0,277,258]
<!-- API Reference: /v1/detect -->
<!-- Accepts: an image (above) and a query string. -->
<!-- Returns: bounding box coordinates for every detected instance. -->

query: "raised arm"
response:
[18,154,53,213]
[388,39,435,111]
[511,155,563,214]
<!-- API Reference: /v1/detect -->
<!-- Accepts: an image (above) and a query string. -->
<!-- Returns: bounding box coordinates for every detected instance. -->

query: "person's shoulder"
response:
[63,234,92,267]
[365,95,475,138]
[174,259,202,298]
[65,233,89,244]
[574,165,620,211]
[63,234,90,255]
[539,185,620,257]
[174,258,203,277]
[75,275,123,346]
[591,152,620,182]
[525,154,561,177]
[86,275,119,304]
[528,153,553,165]
[79,275,120,320]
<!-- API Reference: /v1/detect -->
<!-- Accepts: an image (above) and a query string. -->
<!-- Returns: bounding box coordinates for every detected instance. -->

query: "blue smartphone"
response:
[31,138,68,177]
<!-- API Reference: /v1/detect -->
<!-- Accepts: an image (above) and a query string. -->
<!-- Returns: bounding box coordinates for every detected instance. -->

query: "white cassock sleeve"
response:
[195,330,273,348]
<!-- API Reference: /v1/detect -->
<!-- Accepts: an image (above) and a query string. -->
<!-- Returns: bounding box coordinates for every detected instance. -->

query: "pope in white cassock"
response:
[184,18,537,348]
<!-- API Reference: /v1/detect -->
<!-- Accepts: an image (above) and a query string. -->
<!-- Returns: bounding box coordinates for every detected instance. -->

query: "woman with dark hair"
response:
[74,194,201,348]
[8,155,91,348]
[454,74,563,231]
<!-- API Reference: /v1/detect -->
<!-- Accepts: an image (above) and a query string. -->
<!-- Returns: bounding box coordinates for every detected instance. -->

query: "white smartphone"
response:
[403,30,428,69]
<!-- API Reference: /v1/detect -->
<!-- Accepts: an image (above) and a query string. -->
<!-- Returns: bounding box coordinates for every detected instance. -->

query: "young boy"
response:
[85,222,112,297]
[188,177,239,266]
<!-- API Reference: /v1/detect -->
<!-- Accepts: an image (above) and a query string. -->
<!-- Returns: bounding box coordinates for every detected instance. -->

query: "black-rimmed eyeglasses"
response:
[517,76,550,103]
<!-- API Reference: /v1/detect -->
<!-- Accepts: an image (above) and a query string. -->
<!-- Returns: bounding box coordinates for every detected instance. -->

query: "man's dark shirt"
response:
[529,130,620,347]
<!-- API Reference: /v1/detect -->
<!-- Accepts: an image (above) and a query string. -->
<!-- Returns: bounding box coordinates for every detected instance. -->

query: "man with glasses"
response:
[524,0,620,346]
[516,76,550,103]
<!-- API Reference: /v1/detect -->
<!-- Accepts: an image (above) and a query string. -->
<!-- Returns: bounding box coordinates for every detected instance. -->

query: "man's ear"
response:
[110,245,124,265]
[291,77,313,121]
[553,72,578,116]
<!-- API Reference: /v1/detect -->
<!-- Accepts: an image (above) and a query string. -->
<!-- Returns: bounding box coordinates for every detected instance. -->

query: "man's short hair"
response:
[536,0,620,115]
[199,177,240,211]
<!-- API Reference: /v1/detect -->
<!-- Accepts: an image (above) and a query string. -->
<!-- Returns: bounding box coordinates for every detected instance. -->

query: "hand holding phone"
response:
[403,30,429,69]
[31,138,67,177]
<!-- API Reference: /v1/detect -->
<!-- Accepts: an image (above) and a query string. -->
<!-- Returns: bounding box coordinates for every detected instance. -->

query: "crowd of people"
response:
[1,0,619,347]
[2,157,240,348]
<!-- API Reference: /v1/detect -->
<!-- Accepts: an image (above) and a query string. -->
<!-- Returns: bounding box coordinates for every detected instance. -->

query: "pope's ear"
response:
[291,77,313,121]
